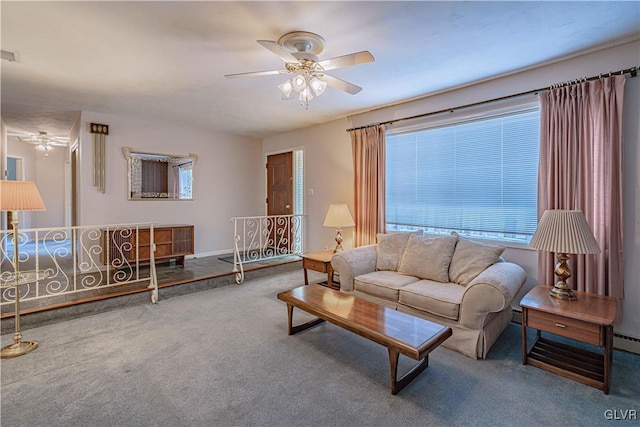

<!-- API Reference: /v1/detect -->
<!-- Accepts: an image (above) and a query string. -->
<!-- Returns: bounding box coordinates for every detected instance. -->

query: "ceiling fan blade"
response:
[321,74,362,95]
[318,51,374,71]
[257,40,299,63]
[225,69,287,79]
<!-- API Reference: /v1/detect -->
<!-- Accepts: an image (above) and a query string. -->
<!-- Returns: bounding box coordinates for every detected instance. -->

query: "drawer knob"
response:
[554,322,567,328]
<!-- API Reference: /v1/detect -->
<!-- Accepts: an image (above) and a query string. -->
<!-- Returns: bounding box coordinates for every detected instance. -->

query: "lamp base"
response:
[550,253,577,301]
[333,228,344,253]
[0,340,38,359]
[549,283,577,301]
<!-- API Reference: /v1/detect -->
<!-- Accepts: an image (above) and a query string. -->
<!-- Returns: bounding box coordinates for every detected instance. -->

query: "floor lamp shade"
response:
[1,181,46,212]
[529,210,600,300]
[323,204,355,252]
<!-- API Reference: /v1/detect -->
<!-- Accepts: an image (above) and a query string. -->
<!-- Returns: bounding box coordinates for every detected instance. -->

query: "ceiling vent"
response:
[1,50,19,62]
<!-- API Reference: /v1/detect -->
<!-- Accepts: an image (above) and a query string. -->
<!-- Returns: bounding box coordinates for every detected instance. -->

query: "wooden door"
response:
[267,152,293,252]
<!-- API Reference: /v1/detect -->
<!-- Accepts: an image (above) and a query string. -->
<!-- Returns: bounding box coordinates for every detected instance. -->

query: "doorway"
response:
[4,156,23,230]
[266,149,304,251]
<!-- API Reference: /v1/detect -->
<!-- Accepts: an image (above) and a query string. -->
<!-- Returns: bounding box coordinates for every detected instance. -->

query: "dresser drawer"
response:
[527,309,602,346]
[303,258,329,273]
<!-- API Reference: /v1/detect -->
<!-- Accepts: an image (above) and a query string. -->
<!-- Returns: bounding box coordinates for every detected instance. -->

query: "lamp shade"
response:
[529,210,600,254]
[323,204,355,228]
[0,181,46,211]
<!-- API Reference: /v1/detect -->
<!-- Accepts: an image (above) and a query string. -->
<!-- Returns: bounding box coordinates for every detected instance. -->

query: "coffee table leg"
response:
[286,304,325,335]
[388,348,429,395]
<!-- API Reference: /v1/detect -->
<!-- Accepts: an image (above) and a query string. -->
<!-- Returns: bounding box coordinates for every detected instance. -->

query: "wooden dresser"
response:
[103,224,194,267]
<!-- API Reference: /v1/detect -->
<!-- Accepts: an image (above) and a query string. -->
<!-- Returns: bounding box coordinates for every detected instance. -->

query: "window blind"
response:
[386,108,540,242]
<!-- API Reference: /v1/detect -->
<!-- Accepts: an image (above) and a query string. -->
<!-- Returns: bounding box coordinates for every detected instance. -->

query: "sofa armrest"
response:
[330,245,377,292]
[458,261,526,330]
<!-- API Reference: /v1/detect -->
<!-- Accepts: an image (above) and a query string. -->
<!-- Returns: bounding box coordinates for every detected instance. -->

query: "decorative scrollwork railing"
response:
[231,214,305,284]
[0,223,159,311]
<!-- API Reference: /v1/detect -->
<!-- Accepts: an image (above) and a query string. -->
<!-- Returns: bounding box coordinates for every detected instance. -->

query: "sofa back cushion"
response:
[397,234,458,282]
[449,237,505,285]
[376,231,422,271]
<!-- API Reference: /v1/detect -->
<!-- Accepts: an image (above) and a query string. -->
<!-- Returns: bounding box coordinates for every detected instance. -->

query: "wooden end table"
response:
[302,250,339,290]
[520,286,616,394]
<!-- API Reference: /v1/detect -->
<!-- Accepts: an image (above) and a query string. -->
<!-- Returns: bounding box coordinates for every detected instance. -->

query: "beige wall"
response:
[261,41,640,338]
[77,111,264,256]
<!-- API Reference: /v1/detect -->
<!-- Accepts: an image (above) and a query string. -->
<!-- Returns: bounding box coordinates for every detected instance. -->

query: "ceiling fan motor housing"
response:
[278,31,326,56]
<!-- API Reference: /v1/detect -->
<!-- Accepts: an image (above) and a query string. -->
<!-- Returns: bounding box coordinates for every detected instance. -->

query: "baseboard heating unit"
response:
[614,333,640,355]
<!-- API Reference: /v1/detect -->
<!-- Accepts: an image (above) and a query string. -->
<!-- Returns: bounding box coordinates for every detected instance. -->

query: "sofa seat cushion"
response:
[398,280,466,320]
[354,271,420,302]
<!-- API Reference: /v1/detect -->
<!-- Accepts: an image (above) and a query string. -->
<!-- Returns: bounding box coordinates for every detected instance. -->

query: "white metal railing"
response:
[231,214,304,284]
[0,223,159,312]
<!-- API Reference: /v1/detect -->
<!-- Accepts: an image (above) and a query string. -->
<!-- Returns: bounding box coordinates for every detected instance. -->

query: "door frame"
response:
[265,147,306,252]
[264,147,305,216]
[4,156,24,231]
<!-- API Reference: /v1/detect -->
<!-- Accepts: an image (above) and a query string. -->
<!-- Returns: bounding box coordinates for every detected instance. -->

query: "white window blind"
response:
[386,107,540,243]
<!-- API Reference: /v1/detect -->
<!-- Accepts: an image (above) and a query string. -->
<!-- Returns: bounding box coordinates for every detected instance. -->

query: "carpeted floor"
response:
[1,270,638,426]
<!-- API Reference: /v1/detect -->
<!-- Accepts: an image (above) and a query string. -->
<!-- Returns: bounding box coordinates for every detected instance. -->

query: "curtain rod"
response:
[346,66,638,132]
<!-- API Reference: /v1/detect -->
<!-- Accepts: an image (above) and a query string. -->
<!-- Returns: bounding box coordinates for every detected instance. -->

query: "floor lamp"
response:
[1,181,46,359]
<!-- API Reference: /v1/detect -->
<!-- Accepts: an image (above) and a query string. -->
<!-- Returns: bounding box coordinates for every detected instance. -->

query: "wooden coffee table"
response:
[277,284,452,394]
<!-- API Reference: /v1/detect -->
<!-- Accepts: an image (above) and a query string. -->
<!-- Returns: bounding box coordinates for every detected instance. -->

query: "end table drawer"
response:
[303,258,328,273]
[527,310,602,346]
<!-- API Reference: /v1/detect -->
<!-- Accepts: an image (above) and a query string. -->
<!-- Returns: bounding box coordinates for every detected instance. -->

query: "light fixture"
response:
[309,76,327,96]
[277,72,328,109]
[278,80,293,98]
[0,181,47,359]
[529,209,601,300]
[17,131,69,158]
[35,143,54,158]
[323,203,355,252]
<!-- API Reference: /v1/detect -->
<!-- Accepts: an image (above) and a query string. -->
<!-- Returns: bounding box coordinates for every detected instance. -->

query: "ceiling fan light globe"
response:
[310,77,327,96]
[278,80,293,97]
[292,75,307,92]
[299,87,313,102]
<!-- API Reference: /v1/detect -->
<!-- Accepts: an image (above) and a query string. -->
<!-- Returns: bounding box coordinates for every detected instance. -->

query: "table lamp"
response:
[529,209,601,301]
[1,181,46,358]
[323,203,355,252]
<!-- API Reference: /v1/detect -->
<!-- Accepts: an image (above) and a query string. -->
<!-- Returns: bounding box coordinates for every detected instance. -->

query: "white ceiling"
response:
[1,1,639,140]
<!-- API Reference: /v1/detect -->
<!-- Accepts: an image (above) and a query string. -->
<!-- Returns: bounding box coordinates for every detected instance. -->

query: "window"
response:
[386,106,540,244]
[178,163,192,199]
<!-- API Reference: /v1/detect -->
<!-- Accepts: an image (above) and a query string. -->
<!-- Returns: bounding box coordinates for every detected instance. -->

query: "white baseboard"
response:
[186,249,232,259]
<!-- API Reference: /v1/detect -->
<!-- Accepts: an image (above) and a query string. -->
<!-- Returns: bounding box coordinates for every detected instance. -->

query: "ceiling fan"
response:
[225,31,374,108]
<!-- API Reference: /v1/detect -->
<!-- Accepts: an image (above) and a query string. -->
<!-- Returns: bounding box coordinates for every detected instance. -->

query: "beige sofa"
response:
[331,232,526,359]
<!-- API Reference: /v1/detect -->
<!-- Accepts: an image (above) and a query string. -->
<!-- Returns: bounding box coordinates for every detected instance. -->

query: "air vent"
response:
[1,49,19,62]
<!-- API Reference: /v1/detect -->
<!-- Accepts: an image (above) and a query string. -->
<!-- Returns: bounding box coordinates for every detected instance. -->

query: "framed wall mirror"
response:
[123,147,197,200]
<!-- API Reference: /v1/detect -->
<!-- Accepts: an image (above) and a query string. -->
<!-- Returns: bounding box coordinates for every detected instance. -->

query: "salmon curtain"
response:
[350,125,386,246]
[538,75,625,308]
